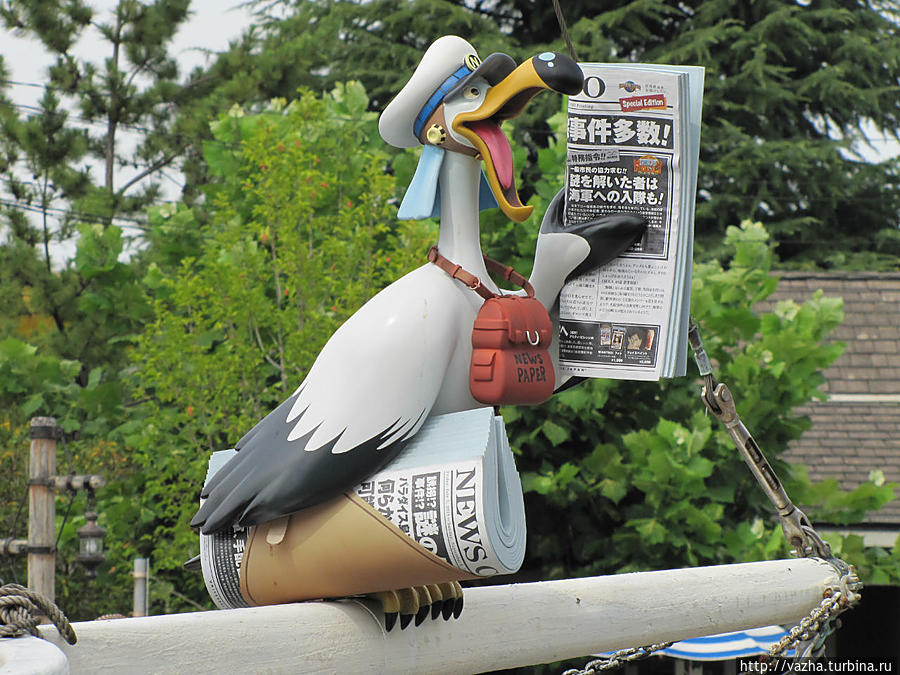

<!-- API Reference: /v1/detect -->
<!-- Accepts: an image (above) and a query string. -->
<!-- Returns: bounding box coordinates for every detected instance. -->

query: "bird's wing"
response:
[539,188,647,281]
[191,267,460,534]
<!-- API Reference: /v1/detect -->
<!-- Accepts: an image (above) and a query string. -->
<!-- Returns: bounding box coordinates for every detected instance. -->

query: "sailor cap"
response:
[379,35,516,148]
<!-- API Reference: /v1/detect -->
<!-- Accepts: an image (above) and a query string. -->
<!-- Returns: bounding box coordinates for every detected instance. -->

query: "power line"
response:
[0,197,150,230]
[0,100,156,135]
[0,79,47,90]
[0,99,247,154]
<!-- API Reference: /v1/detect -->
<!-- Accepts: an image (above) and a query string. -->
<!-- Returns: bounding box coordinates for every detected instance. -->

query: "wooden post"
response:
[28,416,57,602]
[133,558,150,617]
[36,558,846,674]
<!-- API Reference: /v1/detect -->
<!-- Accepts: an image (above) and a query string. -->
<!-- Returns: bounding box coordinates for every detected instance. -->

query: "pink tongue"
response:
[469,120,513,190]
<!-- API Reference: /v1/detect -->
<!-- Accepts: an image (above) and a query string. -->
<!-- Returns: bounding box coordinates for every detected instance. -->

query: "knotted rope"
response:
[0,584,76,645]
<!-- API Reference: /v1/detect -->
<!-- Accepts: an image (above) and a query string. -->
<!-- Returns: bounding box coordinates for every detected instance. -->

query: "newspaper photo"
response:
[558,63,704,380]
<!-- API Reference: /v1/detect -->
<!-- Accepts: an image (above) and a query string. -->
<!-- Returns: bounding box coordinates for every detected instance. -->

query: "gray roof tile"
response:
[761,273,900,526]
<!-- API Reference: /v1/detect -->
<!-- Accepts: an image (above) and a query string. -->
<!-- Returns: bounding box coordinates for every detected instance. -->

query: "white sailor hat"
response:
[379,35,516,148]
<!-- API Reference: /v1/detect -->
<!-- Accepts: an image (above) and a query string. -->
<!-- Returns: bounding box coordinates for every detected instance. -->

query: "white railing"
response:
[2,558,842,674]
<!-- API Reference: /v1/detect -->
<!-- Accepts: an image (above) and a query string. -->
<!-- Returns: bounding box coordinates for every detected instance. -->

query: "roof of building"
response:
[766,272,900,526]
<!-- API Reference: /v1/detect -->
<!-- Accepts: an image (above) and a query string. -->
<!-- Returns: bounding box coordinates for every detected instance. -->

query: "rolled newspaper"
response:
[199,407,526,609]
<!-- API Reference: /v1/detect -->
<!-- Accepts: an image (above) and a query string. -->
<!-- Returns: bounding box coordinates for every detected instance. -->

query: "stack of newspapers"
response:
[558,63,705,381]
[199,407,526,609]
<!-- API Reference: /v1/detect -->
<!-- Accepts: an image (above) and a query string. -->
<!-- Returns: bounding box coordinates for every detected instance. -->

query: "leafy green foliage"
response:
[223,0,900,269]
[0,339,137,618]
[122,84,434,609]
[505,221,898,581]
[0,0,197,391]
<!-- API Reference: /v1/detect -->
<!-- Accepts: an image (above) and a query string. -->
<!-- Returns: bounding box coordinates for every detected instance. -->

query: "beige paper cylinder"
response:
[240,492,477,606]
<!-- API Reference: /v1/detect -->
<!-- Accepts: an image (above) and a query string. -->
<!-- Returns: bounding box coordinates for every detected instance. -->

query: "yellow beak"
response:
[452,54,583,222]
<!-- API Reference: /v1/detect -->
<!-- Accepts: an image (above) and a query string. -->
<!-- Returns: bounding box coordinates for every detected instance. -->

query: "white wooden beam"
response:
[31,558,841,674]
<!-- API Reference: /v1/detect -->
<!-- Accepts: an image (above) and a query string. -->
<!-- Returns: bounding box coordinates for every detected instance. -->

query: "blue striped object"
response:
[659,626,792,661]
[413,65,471,138]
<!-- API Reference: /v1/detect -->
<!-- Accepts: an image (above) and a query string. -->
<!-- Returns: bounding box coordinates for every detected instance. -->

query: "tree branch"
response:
[116,151,181,195]
[250,317,283,373]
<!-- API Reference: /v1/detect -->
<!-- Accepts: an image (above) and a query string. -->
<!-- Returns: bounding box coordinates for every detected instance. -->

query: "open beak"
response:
[452,53,583,222]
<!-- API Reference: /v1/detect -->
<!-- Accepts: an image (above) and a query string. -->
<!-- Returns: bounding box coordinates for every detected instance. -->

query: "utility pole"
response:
[1,416,106,603]
[28,416,57,602]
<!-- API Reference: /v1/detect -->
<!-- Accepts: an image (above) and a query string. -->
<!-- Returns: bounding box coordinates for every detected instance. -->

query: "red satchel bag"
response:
[428,247,555,406]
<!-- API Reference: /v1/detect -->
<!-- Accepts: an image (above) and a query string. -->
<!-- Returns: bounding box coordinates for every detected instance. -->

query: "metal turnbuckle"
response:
[688,318,832,560]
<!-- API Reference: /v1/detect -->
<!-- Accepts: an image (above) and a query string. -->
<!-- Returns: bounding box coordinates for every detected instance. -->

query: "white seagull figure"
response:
[191,36,645,535]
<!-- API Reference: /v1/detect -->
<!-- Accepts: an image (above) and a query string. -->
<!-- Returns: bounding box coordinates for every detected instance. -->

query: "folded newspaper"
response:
[199,407,526,609]
[558,63,705,380]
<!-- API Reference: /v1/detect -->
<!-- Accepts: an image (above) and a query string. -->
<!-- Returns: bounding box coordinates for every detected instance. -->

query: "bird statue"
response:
[191,35,645,626]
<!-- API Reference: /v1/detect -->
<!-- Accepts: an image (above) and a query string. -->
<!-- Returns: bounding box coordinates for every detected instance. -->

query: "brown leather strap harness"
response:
[427,245,535,300]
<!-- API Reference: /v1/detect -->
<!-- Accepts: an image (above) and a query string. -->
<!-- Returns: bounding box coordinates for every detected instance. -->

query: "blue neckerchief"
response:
[397,145,499,220]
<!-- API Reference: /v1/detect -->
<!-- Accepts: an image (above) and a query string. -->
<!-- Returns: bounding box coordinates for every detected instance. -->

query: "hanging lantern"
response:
[76,510,106,578]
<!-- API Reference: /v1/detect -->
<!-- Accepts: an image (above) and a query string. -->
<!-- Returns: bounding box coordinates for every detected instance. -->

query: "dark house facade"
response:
[768,272,900,541]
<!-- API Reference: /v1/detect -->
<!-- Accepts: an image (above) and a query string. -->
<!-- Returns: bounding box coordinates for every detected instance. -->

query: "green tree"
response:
[489,107,900,584]
[0,330,137,617]
[218,0,900,269]
[120,84,434,611]
[1,0,194,222]
[507,220,899,583]
[0,0,197,378]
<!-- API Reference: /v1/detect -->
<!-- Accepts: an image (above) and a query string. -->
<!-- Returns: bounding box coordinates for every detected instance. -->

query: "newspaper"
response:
[558,63,704,380]
[199,407,525,609]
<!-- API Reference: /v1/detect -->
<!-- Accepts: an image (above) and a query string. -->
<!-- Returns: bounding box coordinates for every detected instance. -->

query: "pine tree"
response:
[220,0,900,268]
[0,0,194,373]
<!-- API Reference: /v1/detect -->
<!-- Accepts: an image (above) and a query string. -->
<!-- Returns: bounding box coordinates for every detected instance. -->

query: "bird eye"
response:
[463,86,480,100]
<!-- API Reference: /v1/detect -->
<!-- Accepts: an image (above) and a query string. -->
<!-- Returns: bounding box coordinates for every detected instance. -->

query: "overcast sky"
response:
[4,0,253,102]
[1,1,255,262]
[2,2,897,263]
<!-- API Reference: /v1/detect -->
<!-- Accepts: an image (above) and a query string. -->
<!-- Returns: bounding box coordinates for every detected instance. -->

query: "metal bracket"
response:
[689,319,833,560]
[29,424,57,439]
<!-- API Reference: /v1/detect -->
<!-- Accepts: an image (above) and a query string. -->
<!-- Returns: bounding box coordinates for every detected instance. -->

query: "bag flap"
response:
[490,296,552,346]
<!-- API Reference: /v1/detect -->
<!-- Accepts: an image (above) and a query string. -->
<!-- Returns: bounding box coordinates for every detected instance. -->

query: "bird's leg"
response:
[451,581,464,619]
[413,586,432,626]
[371,590,401,631]
[437,581,464,620]
[364,581,465,631]
[425,583,443,619]
[396,587,420,629]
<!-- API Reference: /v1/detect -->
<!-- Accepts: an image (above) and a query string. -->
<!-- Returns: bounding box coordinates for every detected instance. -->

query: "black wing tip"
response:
[193,405,424,535]
[566,213,648,280]
[539,188,566,234]
[194,516,230,536]
[192,494,247,535]
[190,509,213,533]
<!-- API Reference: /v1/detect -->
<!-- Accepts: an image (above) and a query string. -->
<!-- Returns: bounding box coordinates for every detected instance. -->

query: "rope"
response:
[0,584,77,645]
[552,0,578,62]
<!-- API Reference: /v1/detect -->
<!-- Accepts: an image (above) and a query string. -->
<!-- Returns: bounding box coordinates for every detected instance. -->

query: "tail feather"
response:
[191,403,416,534]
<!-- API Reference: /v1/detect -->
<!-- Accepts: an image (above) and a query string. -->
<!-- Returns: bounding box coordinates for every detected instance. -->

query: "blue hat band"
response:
[413,65,471,139]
